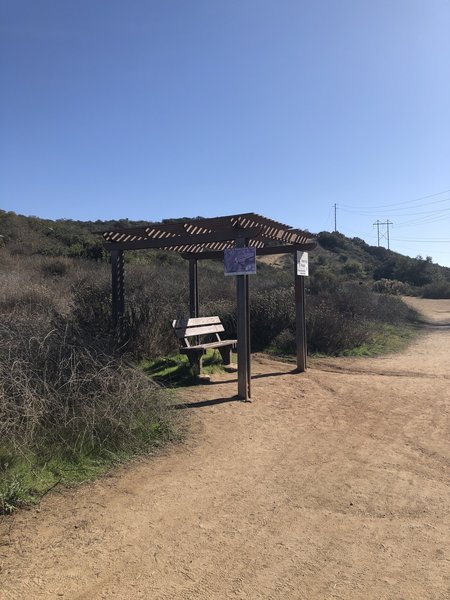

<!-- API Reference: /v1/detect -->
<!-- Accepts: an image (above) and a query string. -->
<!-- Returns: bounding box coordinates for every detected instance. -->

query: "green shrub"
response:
[421,281,450,299]
[250,288,295,350]
[341,260,364,277]
[307,297,371,355]
[308,266,338,294]
[372,278,412,295]
[271,329,296,355]
[317,231,348,252]
[0,476,24,514]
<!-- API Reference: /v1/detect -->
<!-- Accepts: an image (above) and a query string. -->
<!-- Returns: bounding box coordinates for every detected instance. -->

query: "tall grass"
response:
[0,250,176,513]
[0,320,172,457]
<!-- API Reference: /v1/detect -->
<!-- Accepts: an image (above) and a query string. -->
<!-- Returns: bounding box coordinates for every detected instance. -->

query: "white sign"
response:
[296,252,309,276]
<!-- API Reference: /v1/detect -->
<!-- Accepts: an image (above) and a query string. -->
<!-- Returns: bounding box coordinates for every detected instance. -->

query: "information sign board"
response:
[224,247,256,276]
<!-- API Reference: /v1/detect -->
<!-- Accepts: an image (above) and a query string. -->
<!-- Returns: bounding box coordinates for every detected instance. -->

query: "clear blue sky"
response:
[1,1,450,264]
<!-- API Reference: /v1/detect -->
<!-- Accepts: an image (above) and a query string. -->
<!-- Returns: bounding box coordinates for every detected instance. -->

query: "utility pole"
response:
[379,220,393,250]
[373,219,393,249]
[373,220,381,246]
[333,203,337,232]
[383,219,393,250]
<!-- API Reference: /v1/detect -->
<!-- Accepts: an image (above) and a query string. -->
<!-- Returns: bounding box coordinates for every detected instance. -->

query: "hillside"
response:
[2,209,449,295]
[311,231,450,294]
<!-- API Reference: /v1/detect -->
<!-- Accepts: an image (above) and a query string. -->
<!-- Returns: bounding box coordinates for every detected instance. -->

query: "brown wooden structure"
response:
[98,213,316,401]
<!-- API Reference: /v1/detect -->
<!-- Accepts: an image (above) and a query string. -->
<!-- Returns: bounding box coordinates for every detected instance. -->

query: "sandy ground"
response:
[402,296,450,325]
[1,298,449,599]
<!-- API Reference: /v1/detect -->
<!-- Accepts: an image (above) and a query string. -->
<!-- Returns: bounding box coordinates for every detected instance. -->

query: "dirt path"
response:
[1,299,449,599]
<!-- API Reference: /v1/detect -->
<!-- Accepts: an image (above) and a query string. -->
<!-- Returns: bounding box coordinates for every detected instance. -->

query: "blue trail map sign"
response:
[224,247,256,276]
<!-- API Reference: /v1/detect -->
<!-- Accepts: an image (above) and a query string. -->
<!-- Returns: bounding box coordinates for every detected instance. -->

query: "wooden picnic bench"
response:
[172,316,237,376]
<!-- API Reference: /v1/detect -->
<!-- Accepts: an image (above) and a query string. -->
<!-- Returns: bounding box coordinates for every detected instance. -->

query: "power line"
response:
[339,201,450,217]
[395,212,450,228]
[340,188,450,210]
[342,226,377,239]
[391,238,450,243]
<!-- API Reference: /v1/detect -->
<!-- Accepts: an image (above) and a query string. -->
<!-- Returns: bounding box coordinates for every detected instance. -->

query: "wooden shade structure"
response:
[98,213,316,400]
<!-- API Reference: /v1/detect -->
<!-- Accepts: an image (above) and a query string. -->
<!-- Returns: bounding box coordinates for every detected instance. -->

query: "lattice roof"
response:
[98,212,316,255]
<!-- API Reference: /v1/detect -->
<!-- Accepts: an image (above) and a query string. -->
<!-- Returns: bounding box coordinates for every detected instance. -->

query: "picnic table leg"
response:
[218,346,232,365]
[187,349,203,377]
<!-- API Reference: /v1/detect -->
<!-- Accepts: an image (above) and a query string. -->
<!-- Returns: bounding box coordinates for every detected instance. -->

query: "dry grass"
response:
[0,249,176,513]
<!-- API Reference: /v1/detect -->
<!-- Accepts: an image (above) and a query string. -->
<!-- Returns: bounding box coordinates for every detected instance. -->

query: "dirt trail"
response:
[1,298,449,599]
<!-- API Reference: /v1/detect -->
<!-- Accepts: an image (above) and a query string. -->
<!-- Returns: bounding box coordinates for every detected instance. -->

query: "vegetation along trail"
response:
[1,298,449,599]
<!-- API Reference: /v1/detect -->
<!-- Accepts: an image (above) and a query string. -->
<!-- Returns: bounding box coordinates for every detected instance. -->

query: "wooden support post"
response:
[246,274,251,398]
[236,237,251,400]
[111,249,125,337]
[189,258,199,318]
[294,251,307,372]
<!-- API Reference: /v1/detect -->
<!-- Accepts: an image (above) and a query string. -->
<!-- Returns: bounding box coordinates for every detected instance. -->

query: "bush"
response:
[307,296,371,355]
[271,329,296,355]
[68,262,188,358]
[40,257,72,277]
[372,278,412,295]
[374,293,418,324]
[0,318,173,458]
[0,278,58,317]
[0,253,178,512]
[374,255,435,287]
[421,281,450,299]
[250,288,295,350]
[341,260,364,277]
[317,231,348,252]
[308,266,338,294]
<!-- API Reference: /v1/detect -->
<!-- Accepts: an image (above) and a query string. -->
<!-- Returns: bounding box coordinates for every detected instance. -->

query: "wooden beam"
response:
[181,242,316,261]
[256,242,317,255]
[294,250,307,372]
[188,258,199,318]
[103,227,262,252]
